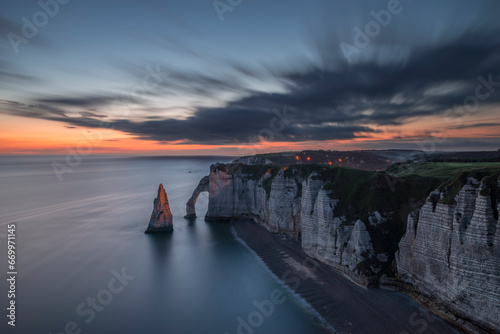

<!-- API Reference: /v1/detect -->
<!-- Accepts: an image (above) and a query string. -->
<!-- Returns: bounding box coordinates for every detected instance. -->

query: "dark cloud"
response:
[0,100,68,118]
[106,108,379,144]
[37,95,137,108]
[256,37,500,126]
[79,111,108,118]
[353,137,500,151]
[36,103,68,117]
[451,122,500,130]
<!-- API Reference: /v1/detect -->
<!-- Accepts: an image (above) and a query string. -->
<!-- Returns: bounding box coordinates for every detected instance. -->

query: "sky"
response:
[0,0,499,155]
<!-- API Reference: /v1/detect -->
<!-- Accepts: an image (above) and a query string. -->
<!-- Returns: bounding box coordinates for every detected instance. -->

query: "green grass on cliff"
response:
[386,162,500,205]
[216,162,500,207]
[213,161,499,277]
[386,162,500,178]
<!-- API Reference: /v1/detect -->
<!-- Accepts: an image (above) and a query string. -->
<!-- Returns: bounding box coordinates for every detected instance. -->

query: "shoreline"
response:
[230,225,337,334]
[232,219,463,334]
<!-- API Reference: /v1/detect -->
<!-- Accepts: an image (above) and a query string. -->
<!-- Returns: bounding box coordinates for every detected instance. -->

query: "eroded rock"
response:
[145,184,173,233]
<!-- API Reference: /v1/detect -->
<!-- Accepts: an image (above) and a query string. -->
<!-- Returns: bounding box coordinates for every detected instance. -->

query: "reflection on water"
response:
[0,156,330,334]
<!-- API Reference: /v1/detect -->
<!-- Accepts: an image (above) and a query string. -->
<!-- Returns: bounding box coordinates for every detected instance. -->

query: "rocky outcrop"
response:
[396,177,500,333]
[145,184,173,233]
[185,175,209,219]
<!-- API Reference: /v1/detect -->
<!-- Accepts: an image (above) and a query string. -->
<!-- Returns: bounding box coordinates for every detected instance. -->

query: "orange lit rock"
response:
[145,184,173,233]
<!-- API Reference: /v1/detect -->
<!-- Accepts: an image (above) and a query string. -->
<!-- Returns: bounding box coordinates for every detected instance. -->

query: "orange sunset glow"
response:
[1,110,499,155]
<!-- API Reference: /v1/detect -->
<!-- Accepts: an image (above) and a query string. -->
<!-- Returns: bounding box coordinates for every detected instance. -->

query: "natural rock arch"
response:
[184,175,209,219]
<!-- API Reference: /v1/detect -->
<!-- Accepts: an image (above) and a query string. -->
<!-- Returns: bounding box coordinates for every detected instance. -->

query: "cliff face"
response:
[299,175,380,286]
[195,162,500,332]
[396,176,500,333]
[205,164,268,222]
[202,163,437,286]
[205,164,311,237]
[145,184,174,233]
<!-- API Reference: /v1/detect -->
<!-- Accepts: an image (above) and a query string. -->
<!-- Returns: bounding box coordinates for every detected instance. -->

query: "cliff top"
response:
[232,150,500,170]
[214,161,500,208]
[386,161,500,178]
[387,162,500,205]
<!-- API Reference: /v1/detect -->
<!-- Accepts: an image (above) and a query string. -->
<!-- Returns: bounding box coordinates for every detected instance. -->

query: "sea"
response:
[0,155,332,334]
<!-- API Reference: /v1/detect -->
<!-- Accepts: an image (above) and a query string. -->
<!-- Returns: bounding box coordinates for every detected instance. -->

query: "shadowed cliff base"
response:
[232,219,463,334]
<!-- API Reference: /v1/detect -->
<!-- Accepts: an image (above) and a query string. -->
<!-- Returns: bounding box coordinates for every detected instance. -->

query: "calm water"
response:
[0,156,331,334]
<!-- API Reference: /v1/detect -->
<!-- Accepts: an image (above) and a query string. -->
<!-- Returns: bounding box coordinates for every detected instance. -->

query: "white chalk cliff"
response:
[396,177,500,333]
[198,164,416,286]
[188,163,500,332]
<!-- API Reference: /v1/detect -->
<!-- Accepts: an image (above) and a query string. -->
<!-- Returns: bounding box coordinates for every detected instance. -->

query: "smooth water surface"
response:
[0,156,330,334]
